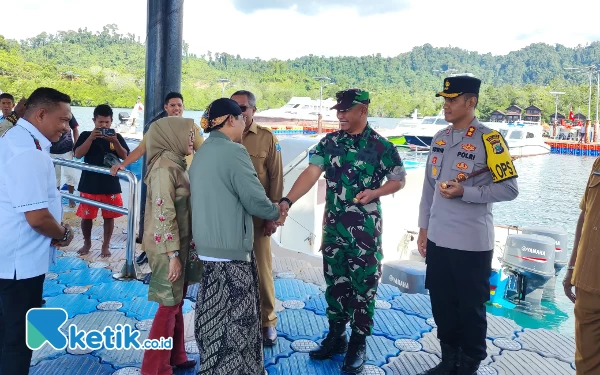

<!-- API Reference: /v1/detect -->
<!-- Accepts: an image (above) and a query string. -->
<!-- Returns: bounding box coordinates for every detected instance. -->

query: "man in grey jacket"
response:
[417,76,519,375]
[188,98,284,374]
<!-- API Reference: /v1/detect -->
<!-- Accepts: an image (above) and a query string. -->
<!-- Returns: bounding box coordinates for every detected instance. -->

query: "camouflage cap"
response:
[331,89,370,111]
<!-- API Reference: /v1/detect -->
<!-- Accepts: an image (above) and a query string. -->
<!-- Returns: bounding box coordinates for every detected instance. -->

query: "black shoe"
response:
[136,251,148,265]
[457,352,480,375]
[309,320,348,360]
[262,327,278,346]
[419,343,459,375]
[341,333,367,374]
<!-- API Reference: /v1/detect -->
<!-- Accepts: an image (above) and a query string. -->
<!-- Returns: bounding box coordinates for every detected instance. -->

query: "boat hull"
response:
[404,135,433,147]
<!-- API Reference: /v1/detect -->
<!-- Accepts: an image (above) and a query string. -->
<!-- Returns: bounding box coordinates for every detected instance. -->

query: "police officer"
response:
[417,76,519,375]
[278,89,406,373]
[231,90,284,346]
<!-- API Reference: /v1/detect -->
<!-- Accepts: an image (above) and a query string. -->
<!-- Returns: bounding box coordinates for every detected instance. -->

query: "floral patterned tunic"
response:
[142,156,198,306]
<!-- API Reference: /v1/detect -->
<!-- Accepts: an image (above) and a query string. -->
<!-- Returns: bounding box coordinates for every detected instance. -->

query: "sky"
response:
[3,0,600,60]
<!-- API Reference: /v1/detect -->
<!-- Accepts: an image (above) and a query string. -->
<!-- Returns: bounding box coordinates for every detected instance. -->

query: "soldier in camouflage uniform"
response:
[278,89,406,373]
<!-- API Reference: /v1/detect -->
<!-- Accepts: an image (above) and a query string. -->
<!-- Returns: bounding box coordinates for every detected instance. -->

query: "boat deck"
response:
[29,217,576,375]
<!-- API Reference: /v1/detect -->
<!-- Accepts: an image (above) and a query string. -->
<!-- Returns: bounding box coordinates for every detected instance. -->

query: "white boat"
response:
[400,110,450,147]
[490,122,551,157]
[254,97,339,126]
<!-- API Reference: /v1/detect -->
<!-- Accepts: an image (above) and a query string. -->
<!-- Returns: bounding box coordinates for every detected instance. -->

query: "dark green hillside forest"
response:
[1,24,599,120]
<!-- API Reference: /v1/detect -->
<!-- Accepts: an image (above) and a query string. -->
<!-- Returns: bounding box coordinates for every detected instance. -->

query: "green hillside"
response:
[1,24,598,120]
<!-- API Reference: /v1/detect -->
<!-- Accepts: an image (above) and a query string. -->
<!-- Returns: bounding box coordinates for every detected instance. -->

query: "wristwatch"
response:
[59,225,71,242]
[279,197,293,208]
[168,251,179,260]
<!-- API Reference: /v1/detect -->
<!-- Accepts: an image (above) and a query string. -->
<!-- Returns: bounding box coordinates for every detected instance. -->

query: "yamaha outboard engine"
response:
[520,226,568,300]
[118,112,130,125]
[500,234,556,306]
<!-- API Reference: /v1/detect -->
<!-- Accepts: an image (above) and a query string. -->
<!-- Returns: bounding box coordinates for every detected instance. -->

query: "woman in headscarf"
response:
[188,98,284,375]
[140,117,198,375]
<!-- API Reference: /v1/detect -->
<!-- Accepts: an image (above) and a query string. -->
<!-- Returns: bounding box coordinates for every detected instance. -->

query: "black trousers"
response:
[425,240,492,361]
[0,273,45,375]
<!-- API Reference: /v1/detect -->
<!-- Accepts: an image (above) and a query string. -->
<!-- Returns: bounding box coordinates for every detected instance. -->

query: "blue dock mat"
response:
[276,309,328,341]
[43,294,99,318]
[94,329,149,369]
[57,268,114,286]
[30,344,65,366]
[42,279,66,297]
[372,309,431,340]
[376,283,403,301]
[515,328,575,363]
[274,279,321,301]
[303,294,327,315]
[329,334,399,367]
[119,296,194,320]
[66,311,139,336]
[486,313,523,339]
[30,354,115,375]
[185,283,200,302]
[49,257,88,273]
[266,353,342,374]
[382,351,441,375]
[263,337,294,366]
[488,350,574,375]
[85,280,149,302]
[389,293,433,318]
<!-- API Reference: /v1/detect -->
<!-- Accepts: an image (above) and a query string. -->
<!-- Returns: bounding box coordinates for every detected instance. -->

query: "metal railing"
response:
[52,158,142,281]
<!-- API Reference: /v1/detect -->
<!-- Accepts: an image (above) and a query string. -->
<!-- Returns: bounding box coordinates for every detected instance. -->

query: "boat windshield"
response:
[500,129,509,138]
[508,130,524,139]
[421,117,449,125]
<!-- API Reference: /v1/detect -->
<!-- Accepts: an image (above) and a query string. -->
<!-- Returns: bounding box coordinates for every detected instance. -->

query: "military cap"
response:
[436,76,481,98]
[331,89,370,111]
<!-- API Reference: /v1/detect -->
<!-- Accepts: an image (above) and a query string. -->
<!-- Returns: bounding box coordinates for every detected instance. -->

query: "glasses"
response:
[239,105,254,112]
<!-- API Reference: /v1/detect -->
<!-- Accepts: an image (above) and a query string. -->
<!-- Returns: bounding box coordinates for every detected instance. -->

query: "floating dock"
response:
[545,139,600,156]
[29,217,577,374]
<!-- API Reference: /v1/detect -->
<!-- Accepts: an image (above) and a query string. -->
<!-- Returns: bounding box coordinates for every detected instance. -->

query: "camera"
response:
[99,128,115,137]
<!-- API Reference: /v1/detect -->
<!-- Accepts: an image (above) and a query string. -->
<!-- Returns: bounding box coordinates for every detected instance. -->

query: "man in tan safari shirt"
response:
[564,157,600,374]
[232,90,283,346]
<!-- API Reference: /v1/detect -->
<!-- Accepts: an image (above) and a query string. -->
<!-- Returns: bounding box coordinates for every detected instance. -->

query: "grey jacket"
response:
[418,118,519,251]
[189,130,280,261]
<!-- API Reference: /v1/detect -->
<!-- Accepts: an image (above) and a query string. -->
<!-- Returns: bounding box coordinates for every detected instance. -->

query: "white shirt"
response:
[0,119,62,280]
[130,102,144,119]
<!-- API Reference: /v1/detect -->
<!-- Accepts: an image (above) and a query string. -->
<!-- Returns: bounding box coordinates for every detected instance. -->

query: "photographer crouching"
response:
[73,104,130,258]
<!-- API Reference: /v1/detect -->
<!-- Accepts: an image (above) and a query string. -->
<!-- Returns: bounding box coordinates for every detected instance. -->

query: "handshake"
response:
[264,201,290,237]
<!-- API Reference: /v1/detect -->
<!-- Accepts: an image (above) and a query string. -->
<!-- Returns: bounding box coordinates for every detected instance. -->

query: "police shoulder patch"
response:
[482,130,518,183]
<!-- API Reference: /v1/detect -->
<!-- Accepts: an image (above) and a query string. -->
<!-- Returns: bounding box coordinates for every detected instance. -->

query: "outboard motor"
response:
[520,226,568,300]
[500,234,556,306]
[118,112,130,125]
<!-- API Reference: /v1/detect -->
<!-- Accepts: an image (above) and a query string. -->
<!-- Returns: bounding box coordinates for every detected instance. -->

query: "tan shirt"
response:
[242,121,283,228]
[0,119,14,137]
[574,157,600,293]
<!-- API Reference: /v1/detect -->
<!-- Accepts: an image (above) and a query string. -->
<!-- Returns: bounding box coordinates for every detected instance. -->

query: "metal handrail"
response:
[52,158,141,281]
[283,149,310,178]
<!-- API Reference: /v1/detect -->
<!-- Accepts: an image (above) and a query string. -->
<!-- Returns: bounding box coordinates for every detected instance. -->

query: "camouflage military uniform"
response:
[309,124,405,335]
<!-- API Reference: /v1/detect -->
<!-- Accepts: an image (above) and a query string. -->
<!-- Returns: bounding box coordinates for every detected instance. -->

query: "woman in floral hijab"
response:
[140,117,198,375]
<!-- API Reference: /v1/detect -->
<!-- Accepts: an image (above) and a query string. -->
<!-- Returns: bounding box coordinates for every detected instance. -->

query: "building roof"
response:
[525,105,542,111]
